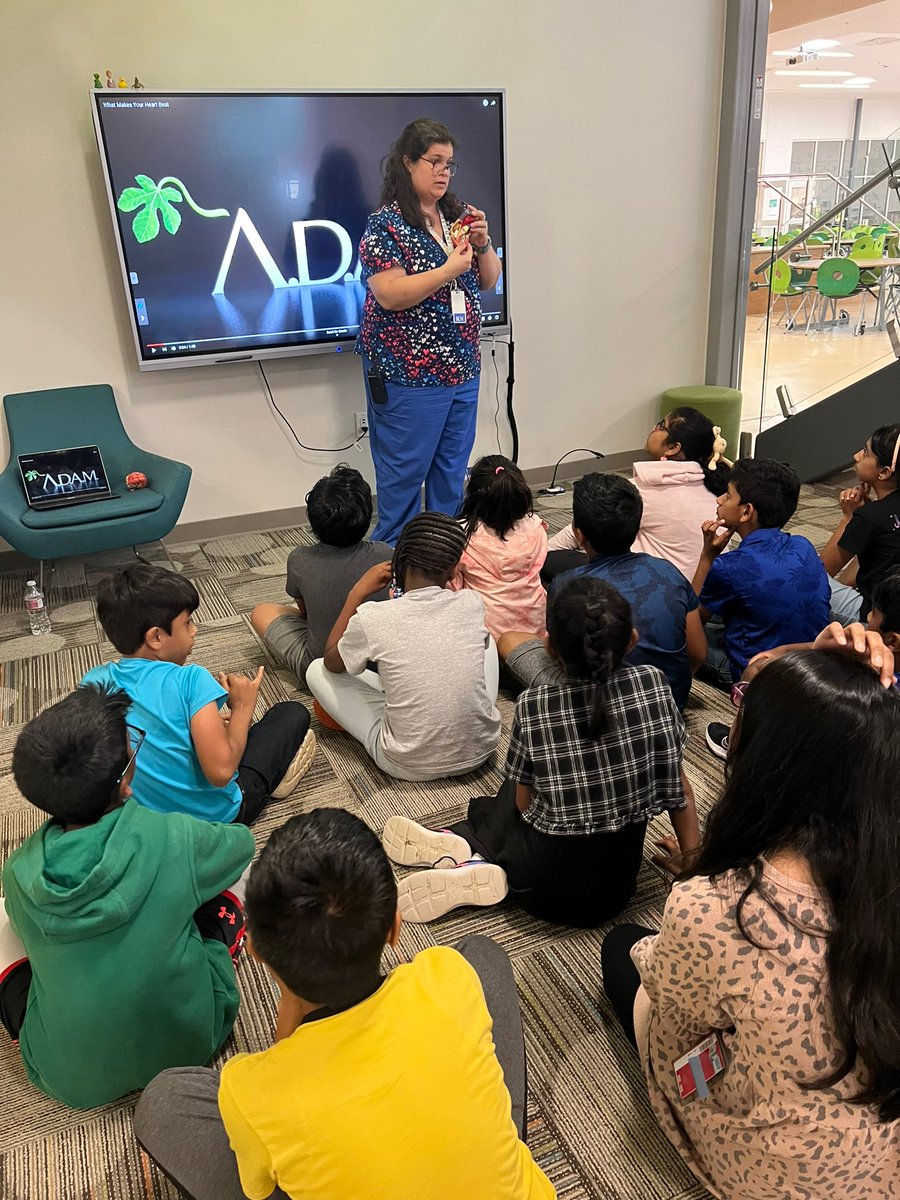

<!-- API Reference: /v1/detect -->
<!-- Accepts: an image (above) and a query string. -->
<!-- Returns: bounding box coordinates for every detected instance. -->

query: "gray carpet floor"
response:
[0,474,850,1200]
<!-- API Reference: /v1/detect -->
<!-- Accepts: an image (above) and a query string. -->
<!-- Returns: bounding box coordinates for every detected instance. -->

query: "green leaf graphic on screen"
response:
[116,174,230,243]
[24,471,40,482]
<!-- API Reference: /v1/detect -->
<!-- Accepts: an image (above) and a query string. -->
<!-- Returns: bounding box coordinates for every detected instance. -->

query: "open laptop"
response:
[18,446,120,511]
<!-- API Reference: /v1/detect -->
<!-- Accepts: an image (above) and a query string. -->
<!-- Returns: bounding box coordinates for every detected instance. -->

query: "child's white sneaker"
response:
[271,729,317,799]
[381,816,471,869]
[398,862,509,923]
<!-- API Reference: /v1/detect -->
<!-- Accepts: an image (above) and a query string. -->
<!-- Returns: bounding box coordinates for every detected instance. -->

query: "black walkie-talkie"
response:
[366,368,388,405]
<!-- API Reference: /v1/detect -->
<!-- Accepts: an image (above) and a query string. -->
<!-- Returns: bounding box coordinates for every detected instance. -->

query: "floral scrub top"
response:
[356,202,483,386]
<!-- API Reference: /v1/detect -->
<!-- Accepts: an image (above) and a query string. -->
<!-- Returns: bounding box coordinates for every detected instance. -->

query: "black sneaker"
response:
[705,722,730,760]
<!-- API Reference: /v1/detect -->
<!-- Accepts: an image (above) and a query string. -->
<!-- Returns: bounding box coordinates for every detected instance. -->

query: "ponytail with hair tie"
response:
[460,454,534,540]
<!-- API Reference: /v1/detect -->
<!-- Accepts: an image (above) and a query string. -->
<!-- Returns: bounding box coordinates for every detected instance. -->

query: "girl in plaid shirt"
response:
[382,577,700,926]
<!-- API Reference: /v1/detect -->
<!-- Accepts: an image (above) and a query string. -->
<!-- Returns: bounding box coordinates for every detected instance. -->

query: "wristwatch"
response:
[475,238,493,255]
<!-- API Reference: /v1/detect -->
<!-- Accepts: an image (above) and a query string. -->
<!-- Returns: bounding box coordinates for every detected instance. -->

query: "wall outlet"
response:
[354,411,369,437]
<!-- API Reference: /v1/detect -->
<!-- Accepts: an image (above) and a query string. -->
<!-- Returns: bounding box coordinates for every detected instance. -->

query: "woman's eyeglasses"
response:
[420,157,458,177]
[654,419,670,434]
[119,724,147,783]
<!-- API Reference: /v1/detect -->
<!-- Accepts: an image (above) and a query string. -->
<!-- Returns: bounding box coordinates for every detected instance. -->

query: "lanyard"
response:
[432,210,460,290]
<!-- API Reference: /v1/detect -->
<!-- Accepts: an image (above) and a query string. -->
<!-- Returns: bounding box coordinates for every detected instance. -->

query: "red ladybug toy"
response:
[126,471,148,490]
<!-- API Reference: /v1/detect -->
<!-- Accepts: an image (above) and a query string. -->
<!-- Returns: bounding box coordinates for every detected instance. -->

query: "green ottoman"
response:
[659,386,742,463]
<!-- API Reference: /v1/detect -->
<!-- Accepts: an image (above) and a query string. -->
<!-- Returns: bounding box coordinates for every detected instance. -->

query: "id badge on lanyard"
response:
[450,289,467,324]
[438,211,468,325]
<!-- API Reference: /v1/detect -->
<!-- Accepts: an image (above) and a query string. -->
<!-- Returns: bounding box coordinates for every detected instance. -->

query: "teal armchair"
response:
[0,384,191,563]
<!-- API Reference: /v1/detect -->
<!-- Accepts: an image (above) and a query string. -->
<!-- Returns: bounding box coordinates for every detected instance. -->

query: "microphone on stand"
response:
[539,448,605,495]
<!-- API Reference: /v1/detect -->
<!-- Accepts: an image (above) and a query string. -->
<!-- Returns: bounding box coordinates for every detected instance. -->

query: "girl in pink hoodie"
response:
[450,456,548,638]
[547,408,731,582]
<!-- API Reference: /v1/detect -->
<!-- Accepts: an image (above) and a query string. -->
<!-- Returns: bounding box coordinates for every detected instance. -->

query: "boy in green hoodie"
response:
[0,684,254,1110]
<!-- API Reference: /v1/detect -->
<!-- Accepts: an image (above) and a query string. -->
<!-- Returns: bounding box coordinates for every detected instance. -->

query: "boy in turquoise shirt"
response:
[0,684,254,1109]
[82,562,315,824]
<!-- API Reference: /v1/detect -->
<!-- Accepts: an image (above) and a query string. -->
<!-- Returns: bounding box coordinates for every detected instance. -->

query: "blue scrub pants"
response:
[363,364,480,546]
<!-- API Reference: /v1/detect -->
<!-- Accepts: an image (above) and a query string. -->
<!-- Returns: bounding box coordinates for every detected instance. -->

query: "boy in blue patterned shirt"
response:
[692,459,830,685]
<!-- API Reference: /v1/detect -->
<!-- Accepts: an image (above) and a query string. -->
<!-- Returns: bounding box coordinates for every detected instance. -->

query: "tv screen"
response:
[91,90,508,371]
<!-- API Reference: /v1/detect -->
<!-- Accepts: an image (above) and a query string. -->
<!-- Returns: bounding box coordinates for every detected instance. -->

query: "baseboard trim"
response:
[165,505,310,545]
[168,451,641,543]
[520,449,640,487]
[0,451,642,563]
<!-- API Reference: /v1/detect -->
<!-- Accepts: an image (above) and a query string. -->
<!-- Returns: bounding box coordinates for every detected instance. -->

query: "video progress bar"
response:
[146,325,359,349]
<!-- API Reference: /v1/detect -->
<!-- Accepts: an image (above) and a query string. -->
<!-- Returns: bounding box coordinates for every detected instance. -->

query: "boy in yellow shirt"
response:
[135,808,555,1200]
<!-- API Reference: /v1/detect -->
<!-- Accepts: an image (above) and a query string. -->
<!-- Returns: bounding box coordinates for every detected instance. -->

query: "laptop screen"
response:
[18,446,112,504]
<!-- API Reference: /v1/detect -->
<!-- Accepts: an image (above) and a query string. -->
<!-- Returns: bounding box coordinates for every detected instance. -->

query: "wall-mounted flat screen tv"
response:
[91,90,508,371]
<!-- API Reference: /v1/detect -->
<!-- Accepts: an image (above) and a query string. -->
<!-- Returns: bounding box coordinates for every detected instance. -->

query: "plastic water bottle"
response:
[24,580,51,635]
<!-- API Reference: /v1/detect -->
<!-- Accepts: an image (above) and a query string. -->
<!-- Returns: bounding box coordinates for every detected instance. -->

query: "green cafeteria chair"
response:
[848,235,884,259]
[809,257,861,334]
[770,258,814,331]
[848,237,886,331]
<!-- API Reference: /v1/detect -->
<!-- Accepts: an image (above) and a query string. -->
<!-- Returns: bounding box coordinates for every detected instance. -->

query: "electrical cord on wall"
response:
[257,360,365,453]
[486,333,503,452]
[480,327,517,461]
[259,330,516,460]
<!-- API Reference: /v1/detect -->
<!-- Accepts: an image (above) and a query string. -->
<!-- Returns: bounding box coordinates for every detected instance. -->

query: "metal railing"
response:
[754,156,900,275]
[756,170,900,234]
[756,178,816,224]
[824,171,899,231]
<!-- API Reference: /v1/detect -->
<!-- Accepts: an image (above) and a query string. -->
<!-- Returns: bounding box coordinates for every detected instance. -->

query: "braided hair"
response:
[546,577,634,737]
[459,455,534,540]
[392,512,468,590]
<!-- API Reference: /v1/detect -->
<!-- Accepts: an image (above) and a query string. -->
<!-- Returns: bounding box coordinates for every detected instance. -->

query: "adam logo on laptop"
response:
[18,447,118,511]
[26,469,103,495]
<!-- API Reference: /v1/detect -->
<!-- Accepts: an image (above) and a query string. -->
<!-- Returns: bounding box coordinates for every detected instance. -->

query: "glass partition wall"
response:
[740,128,900,438]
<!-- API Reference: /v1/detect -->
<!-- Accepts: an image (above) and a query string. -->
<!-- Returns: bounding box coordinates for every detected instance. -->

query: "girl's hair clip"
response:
[494,465,505,475]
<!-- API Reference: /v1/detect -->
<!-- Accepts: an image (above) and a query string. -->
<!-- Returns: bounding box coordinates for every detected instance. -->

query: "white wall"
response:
[0,0,726,532]
[761,91,900,174]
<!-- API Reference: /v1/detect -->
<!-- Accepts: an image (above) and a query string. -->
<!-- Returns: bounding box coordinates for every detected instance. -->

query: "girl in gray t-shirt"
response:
[306,512,501,781]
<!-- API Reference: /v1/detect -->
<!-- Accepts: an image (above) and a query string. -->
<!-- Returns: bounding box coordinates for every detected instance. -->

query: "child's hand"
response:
[700,519,733,558]
[814,621,896,688]
[218,665,264,710]
[839,484,869,516]
[651,837,686,875]
[353,561,394,599]
[743,648,782,682]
